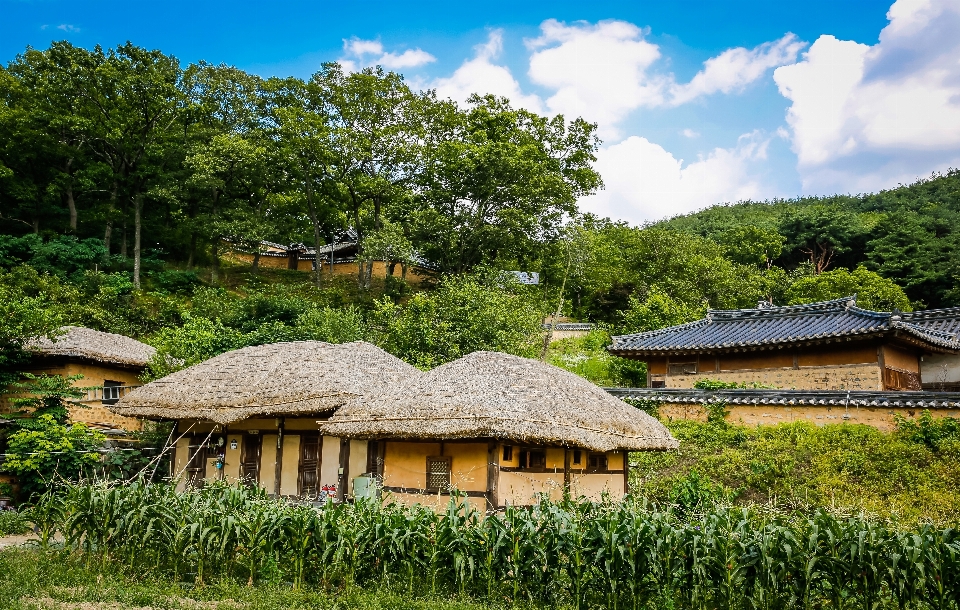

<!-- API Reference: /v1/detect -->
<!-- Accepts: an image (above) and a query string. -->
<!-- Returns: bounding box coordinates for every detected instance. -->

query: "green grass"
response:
[0,548,547,610]
[631,418,960,525]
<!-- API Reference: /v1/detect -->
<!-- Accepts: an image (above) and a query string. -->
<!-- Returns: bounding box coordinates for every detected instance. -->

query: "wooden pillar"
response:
[273,418,285,497]
[337,438,350,502]
[169,420,179,479]
[486,441,498,511]
[623,451,630,496]
[563,447,571,500]
[219,425,228,481]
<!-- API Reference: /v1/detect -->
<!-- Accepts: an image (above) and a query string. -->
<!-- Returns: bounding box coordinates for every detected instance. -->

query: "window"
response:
[667,362,697,376]
[502,445,513,462]
[572,450,582,465]
[651,380,666,388]
[519,449,546,470]
[587,453,608,472]
[102,380,123,405]
[426,457,451,492]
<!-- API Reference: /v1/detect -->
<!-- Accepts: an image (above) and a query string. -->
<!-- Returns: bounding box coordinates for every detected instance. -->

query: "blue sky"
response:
[4,0,960,224]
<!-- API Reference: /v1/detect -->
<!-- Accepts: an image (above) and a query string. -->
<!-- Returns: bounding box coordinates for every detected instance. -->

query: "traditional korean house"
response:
[225,231,428,283]
[1,326,155,432]
[317,351,678,511]
[608,297,960,392]
[900,308,960,391]
[110,341,420,498]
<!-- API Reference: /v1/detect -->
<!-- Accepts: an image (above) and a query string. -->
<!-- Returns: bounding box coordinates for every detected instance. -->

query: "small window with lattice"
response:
[519,449,546,470]
[587,453,608,472]
[426,456,451,492]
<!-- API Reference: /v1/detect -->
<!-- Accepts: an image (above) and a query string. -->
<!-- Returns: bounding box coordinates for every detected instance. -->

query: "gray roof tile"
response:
[609,297,960,355]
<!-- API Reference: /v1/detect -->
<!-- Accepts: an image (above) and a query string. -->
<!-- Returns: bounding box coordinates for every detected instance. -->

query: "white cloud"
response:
[580,132,777,224]
[339,37,436,72]
[669,34,805,106]
[774,0,960,193]
[431,31,546,114]
[57,24,80,33]
[681,129,700,138]
[526,20,664,137]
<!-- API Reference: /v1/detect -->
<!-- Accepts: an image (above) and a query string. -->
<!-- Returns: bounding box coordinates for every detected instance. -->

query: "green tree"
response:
[714,224,785,268]
[785,266,912,312]
[367,271,544,368]
[780,204,867,273]
[2,414,105,500]
[413,94,601,273]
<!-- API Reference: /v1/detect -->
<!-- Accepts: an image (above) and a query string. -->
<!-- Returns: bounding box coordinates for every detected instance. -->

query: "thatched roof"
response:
[110,341,419,424]
[317,351,678,452]
[28,326,156,368]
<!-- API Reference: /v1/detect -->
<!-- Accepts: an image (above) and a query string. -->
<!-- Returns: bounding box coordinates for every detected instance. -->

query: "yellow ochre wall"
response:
[2,360,145,430]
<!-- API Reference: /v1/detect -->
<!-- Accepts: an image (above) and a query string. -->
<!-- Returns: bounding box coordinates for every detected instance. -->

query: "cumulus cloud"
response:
[526,20,664,137]
[774,0,960,193]
[580,132,778,224]
[669,34,805,106]
[56,24,80,33]
[681,129,700,138]
[431,31,546,113]
[339,37,436,72]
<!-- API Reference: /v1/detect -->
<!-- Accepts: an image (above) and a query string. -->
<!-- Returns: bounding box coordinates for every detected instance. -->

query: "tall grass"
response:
[26,481,960,609]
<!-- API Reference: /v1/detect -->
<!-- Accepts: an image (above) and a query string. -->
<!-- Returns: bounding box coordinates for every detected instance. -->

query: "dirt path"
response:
[0,532,40,548]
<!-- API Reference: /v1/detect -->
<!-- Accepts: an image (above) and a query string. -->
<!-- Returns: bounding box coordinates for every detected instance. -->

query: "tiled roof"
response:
[609,297,960,356]
[605,387,960,409]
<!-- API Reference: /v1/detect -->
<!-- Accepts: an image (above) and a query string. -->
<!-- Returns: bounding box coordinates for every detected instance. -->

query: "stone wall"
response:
[658,402,959,432]
[666,363,883,391]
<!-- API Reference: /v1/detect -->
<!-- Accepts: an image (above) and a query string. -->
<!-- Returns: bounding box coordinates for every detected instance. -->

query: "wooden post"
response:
[337,438,350,502]
[273,418,285,497]
[486,441,499,511]
[219,426,228,481]
[623,451,630,496]
[563,448,571,500]
[169,420,179,479]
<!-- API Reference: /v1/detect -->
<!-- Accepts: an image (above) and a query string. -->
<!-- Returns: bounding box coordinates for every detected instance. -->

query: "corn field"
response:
[25,481,960,609]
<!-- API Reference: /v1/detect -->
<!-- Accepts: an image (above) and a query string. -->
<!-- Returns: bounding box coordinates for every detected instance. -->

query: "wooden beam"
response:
[623,451,630,496]
[486,442,498,511]
[336,438,350,502]
[273,418,284,497]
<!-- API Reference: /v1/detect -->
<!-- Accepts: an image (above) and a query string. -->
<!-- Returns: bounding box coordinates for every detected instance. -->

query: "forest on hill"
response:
[0,41,956,391]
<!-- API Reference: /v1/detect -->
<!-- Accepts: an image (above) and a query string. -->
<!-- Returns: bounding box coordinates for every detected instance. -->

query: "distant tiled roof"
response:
[902,307,960,335]
[609,297,960,356]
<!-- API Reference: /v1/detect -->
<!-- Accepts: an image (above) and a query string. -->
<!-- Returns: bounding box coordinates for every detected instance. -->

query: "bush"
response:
[0,511,30,537]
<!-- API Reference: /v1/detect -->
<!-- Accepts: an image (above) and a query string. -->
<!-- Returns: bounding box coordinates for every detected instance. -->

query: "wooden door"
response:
[297,434,320,498]
[185,437,209,488]
[240,434,261,485]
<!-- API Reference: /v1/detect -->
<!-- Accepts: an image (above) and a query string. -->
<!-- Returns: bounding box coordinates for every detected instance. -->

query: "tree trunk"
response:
[387,261,396,277]
[120,219,128,259]
[64,158,77,231]
[252,251,260,269]
[104,221,113,255]
[210,188,220,283]
[103,180,118,256]
[133,193,142,289]
[187,232,196,269]
[401,263,408,280]
[304,178,323,287]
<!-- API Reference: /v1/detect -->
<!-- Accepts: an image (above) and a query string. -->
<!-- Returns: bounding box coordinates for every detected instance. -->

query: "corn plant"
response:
[29,480,960,609]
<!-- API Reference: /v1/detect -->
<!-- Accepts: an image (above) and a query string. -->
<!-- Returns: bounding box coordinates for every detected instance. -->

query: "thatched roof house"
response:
[28,326,156,368]
[8,326,157,431]
[319,351,676,452]
[112,341,420,424]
